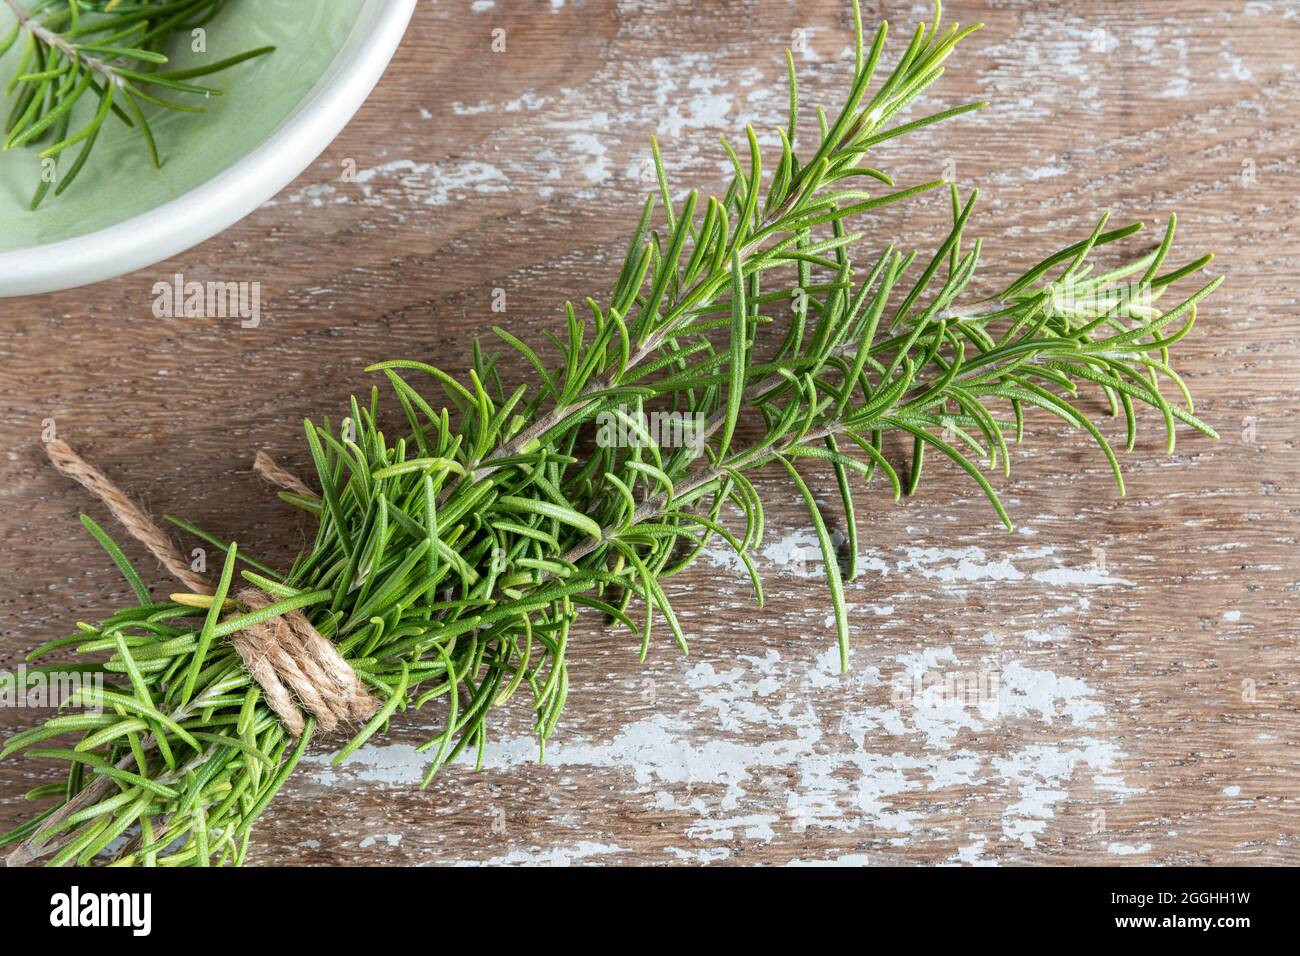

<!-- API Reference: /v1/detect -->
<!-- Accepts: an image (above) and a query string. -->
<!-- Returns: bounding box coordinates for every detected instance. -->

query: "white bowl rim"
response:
[0,0,417,298]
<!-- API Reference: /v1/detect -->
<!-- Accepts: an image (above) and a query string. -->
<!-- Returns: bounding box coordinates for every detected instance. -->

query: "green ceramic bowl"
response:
[0,0,415,296]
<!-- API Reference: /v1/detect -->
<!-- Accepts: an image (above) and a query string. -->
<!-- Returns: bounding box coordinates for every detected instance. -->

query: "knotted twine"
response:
[44,438,379,737]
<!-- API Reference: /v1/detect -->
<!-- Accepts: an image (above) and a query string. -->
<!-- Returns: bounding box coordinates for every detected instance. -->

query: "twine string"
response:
[43,438,378,737]
[46,438,212,595]
[253,449,317,498]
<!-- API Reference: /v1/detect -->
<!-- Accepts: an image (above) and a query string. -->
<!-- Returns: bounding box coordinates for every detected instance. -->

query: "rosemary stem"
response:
[3,0,123,87]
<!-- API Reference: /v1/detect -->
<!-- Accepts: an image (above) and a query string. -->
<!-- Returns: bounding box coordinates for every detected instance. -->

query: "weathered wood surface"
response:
[1,0,1297,866]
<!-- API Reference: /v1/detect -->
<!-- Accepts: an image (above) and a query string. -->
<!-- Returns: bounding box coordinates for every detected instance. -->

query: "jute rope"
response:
[44,438,378,736]
[253,449,317,498]
[46,439,212,595]
[230,589,377,735]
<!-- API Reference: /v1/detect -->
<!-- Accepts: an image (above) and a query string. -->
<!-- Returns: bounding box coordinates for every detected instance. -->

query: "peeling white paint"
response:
[266,159,510,209]
[1026,164,1067,181]
[945,837,995,866]
[566,133,611,183]
[464,841,625,866]
[787,853,876,866]
[317,634,1136,863]
[352,159,510,205]
[1108,842,1152,856]
[452,91,550,116]
[358,833,403,849]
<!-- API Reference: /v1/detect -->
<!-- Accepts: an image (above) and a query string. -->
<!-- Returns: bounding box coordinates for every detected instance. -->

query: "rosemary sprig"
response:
[0,2,1220,867]
[1,0,273,209]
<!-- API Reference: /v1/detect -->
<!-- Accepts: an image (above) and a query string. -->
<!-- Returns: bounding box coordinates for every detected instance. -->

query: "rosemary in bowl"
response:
[0,0,413,297]
[0,2,1219,866]
[1,0,274,209]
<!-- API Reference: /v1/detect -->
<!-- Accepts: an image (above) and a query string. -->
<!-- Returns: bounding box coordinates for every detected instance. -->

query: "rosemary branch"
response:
[0,1,1220,867]
[471,8,984,481]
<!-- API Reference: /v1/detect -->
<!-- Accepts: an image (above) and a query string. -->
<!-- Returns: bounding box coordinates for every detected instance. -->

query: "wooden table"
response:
[2,0,1296,866]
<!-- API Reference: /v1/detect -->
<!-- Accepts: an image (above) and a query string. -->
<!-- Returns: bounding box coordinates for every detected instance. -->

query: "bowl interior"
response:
[0,0,363,253]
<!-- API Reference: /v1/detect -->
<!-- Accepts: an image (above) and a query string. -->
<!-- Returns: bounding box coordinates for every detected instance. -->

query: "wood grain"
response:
[1,0,1297,866]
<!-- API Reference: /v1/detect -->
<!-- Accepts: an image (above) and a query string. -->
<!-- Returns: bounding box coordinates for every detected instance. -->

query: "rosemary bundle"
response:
[1,3,1219,867]
[1,0,272,208]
